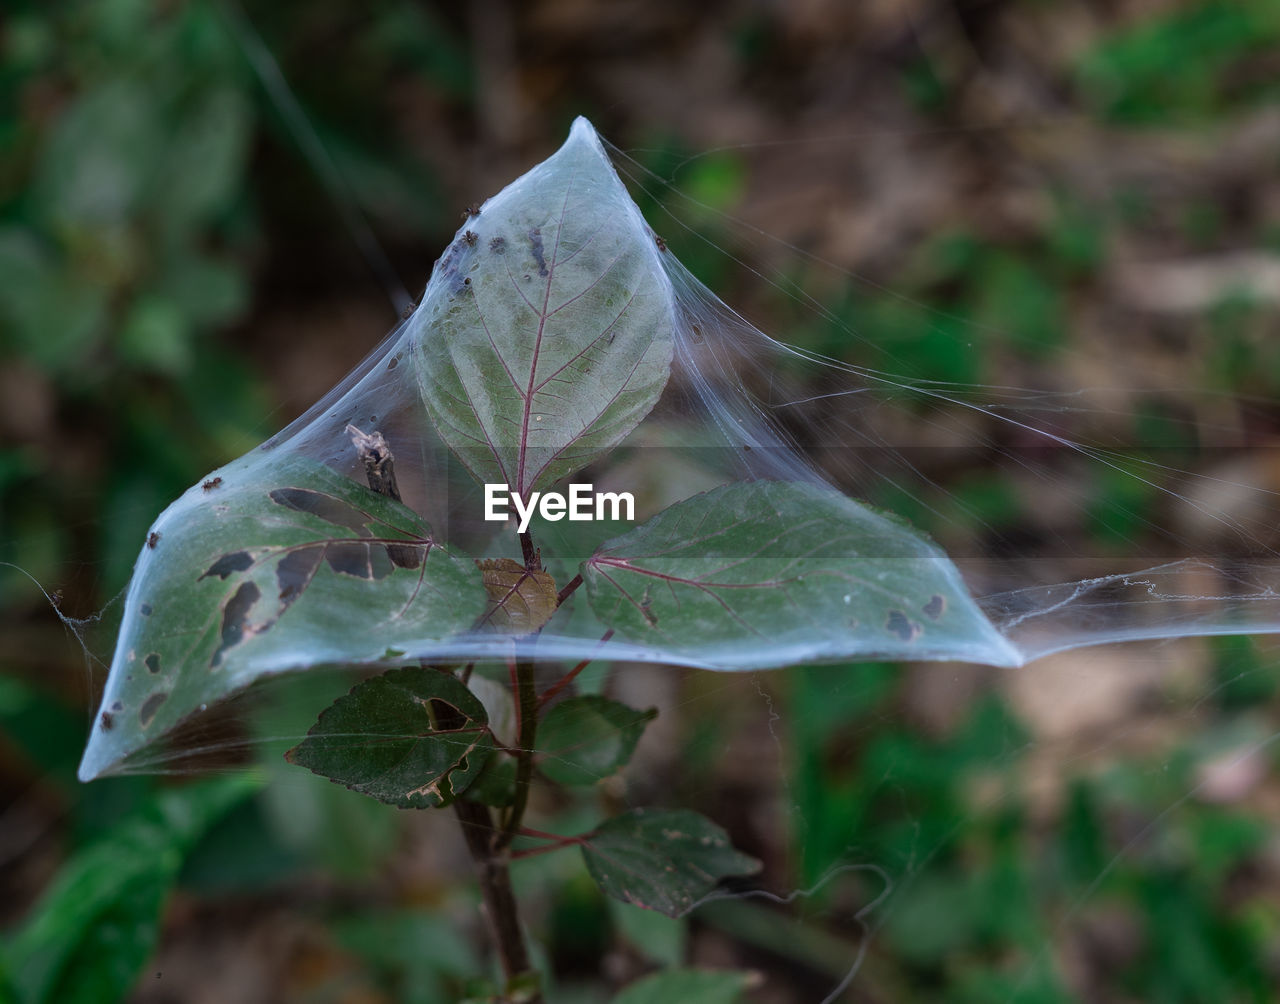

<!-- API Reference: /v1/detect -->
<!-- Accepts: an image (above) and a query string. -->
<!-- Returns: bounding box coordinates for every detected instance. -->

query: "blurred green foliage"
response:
[788,649,1280,1001]
[0,0,266,599]
[1077,0,1280,123]
[3,777,257,1004]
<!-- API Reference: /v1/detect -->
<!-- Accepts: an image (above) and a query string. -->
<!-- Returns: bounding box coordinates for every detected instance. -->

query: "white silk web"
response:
[52,104,1280,1000]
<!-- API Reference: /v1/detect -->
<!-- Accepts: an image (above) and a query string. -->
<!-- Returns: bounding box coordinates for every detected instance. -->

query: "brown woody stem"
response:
[432,684,540,1002]
[497,659,539,852]
[555,572,583,606]
[451,798,539,998]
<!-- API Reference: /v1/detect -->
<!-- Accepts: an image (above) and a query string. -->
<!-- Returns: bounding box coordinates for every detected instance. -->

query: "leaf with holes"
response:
[413,118,674,497]
[285,667,491,808]
[78,454,487,781]
[537,696,656,786]
[580,809,760,917]
[582,481,1018,668]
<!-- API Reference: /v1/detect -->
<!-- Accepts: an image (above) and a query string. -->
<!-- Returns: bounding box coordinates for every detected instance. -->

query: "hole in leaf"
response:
[212,581,262,668]
[139,692,167,728]
[268,488,372,535]
[200,551,254,581]
[886,610,920,643]
[277,546,323,604]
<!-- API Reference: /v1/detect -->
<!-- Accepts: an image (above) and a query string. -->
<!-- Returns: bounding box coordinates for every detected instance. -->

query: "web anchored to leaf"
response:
[81,116,1051,783]
[73,114,1280,1003]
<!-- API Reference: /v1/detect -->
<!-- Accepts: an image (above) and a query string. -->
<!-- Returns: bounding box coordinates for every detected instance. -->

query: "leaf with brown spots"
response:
[79,455,487,782]
[414,119,674,498]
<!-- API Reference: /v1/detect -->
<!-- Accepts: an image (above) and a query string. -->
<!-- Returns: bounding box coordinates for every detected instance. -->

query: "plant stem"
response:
[497,659,539,852]
[434,679,540,1001]
[452,798,536,993]
[519,530,539,570]
[555,572,583,606]
[537,629,614,710]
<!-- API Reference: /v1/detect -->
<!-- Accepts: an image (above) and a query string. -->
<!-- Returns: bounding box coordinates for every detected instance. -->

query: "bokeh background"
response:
[5,0,1280,1000]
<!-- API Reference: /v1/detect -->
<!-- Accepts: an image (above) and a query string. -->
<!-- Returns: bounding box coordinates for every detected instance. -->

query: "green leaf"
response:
[78,455,488,781]
[286,667,492,809]
[583,480,1018,668]
[607,899,687,968]
[580,809,760,917]
[151,87,252,233]
[3,777,256,1004]
[462,752,518,808]
[414,117,673,496]
[537,696,656,786]
[613,968,757,1004]
[35,79,163,226]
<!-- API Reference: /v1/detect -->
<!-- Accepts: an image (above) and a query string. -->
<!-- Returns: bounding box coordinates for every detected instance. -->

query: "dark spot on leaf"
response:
[139,692,168,728]
[212,581,261,668]
[145,653,161,674]
[202,477,223,491]
[100,711,113,731]
[277,546,323,605]
[323,541,393,580]
[269,488,372,535]
[325,541,373,578]
[529,227,548,276]
[111,701,123,712]
[654,234,667,252]
[140,603,153,616]
[886,609,920,643]
[200,551,254,581]
[489,235,505,253]
[385,541,424,570]
[147,532,161,549]
[463,276,471,285]
[923,594,946,620]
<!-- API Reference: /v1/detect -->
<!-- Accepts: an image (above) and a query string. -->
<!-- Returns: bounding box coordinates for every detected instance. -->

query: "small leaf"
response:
[286,667,492,809]
[607,899,687,968]
[583,481,1018,668]
[612,968,757,1004]
[414,118,674,497]
[466,673,517,747]
[462,752,518,808]
[476,558,558,635]
[537,696,656,786]
[580,809,760,917]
